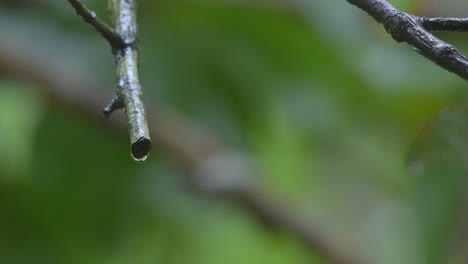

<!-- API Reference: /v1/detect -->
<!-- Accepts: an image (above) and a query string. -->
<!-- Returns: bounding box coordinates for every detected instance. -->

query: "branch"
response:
[67,0,151,161]
[107,0,151,161]
[234,189,358,264]
[67,0,124,49]
[346,0,468,81]
[0,42,361,264]
[418,17,468,32]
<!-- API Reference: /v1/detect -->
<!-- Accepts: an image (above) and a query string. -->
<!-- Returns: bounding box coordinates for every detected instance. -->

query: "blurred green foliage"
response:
[1,0,468,263]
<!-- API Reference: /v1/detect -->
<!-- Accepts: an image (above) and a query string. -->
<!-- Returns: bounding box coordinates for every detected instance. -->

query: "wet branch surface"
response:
[346,0,468,81]
[68,0,151,161]
[418,17,468,32]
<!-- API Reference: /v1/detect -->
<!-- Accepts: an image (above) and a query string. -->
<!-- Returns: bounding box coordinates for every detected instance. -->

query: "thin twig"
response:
[418,17,468,32]
[67,0,124,49]
[67,0,151,160]
[0,41,361,264]
[347,0,468,81]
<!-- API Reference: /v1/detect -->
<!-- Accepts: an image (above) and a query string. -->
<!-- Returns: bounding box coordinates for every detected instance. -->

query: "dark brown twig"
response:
[347,0,468,81]
[418,17,468,32]
[67,0,124,49]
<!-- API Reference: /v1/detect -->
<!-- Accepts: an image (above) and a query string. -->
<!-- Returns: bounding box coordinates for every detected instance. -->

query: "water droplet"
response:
[132,153,148,162]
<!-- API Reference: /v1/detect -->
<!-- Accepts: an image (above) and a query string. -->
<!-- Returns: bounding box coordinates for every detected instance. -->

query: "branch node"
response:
[435,43,457,57]
[383,12,416,42]
[103,92,124,118]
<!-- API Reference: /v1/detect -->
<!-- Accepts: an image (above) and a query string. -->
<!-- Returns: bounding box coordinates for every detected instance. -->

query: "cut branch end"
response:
[131,136,152,161]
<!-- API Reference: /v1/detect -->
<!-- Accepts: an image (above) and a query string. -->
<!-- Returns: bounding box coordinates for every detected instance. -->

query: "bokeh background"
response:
[1,0,468,263]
